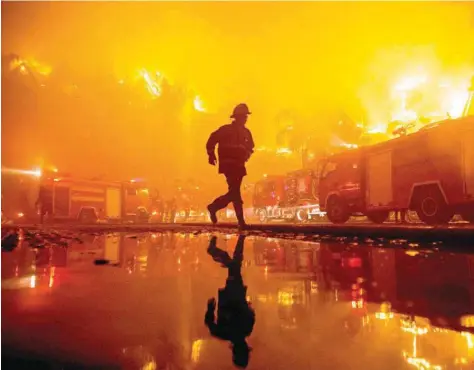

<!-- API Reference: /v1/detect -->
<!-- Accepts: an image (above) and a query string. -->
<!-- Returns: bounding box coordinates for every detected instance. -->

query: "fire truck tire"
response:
[326,196,350,224]
[414,186,454,225]
[460,210,474,223]
[366,210,389,224]
[295,208,309,223]
[257,209,268,223]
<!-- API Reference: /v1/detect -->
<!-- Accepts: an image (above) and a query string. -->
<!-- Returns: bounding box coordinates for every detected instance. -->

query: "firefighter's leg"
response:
[208,175,235,224]
[229,176,246,227]
[232,235,246,263]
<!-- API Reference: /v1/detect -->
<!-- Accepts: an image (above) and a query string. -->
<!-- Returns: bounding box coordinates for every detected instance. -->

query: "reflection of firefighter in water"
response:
[35,183,53,223]
[205,235,255,368]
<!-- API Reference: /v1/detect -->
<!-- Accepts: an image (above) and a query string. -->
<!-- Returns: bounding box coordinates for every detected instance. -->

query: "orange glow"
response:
[2,2,474,198]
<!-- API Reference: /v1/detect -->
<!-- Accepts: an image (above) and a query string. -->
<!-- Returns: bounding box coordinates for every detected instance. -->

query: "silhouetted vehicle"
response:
[6,173,152,224]
[253,172,324,223]
[318,116,474,225]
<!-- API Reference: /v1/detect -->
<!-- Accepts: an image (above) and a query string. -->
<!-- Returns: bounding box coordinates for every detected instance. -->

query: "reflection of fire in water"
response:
[191,339,203,363]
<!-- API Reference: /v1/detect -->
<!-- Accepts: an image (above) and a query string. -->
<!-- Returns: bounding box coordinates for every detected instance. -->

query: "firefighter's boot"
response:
[233,202,247,229]
[207,204,218,224]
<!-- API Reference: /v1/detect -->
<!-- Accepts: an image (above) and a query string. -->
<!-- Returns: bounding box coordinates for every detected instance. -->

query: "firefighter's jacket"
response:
[206,123,255,176]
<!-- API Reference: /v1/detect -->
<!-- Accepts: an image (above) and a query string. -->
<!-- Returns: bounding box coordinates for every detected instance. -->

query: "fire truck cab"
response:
[318,116,474,224]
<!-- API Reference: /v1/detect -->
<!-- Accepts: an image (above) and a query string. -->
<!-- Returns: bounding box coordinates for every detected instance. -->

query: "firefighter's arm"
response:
[206,129,220,165]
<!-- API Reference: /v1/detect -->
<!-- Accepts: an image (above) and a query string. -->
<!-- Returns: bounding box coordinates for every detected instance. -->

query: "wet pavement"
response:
[3,230,474,369]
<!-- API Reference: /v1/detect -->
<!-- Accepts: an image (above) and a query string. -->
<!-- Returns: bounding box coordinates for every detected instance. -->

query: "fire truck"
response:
[317,76,474,225]
[253,169,324,223]
[317,115,474,225]
[14,171,151,223]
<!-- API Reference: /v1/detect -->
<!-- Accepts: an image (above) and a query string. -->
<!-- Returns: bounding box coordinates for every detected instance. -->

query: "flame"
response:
[366,124,388,134]
[10,57,52,76]
[140,69,162,97]
[341,143,358,149]
[193,95,206,112]
[443,86,469,118]
[276,147,292,154]
[394,75,428,92]
[390,74,471,123]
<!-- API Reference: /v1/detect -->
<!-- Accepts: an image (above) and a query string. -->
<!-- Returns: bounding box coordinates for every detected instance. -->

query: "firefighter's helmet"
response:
[230,103,252,118]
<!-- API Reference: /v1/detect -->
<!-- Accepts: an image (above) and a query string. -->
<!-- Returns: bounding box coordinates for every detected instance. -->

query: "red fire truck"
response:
[318,115,474,225]
[253,169,324,223]
[20,172,151,223]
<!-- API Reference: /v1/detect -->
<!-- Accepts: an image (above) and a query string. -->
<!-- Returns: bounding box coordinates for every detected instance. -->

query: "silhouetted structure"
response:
[205,235,255,368]
[36,184,53,224]
[206,104,255,228]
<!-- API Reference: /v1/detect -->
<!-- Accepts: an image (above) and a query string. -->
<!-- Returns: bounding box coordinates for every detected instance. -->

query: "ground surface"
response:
[3,228,474,369]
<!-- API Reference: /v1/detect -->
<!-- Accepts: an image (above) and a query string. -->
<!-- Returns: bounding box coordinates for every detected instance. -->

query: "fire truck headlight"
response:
[32,168,42,177]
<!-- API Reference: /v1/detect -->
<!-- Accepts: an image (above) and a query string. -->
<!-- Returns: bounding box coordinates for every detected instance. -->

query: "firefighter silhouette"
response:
[205,235,255,368]
[206,103,255,228]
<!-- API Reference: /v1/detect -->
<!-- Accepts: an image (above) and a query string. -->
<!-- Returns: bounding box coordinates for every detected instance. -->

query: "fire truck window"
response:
[321,162,337,178]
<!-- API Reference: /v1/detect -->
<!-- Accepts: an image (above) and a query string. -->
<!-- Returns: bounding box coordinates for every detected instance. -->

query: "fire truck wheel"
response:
[366,210,389,224]
[295,209,309,223]
[460,210,474,223]
[257,209,268,223]
[326,196,350,224]
[414,186,454,225]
